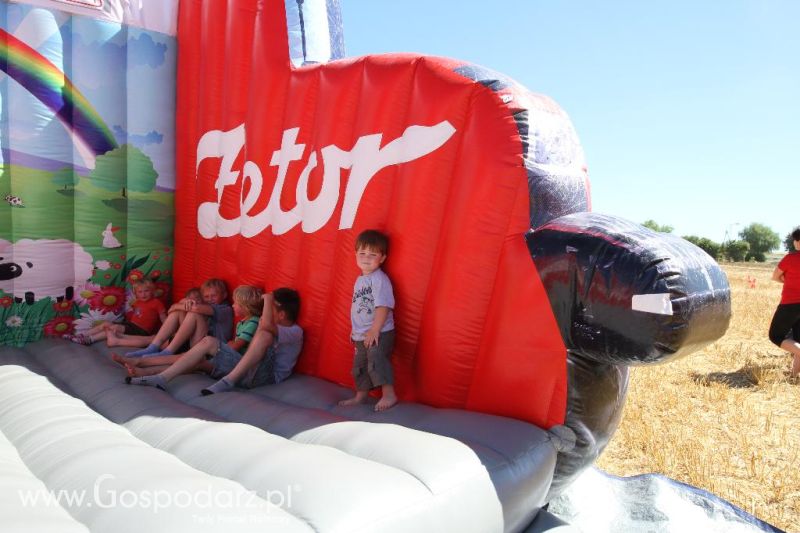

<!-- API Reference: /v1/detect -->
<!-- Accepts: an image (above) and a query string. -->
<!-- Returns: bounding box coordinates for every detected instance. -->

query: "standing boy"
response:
[339,229,397,411]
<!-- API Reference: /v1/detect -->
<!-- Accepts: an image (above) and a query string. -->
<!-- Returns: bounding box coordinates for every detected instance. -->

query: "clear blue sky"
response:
[341,1,799,245]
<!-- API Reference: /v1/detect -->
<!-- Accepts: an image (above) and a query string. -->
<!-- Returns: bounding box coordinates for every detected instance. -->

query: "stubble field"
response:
[597,262,799,532]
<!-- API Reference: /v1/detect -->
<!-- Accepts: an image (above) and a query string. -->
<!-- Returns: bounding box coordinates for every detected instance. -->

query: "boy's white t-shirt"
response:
[351,268,395,341]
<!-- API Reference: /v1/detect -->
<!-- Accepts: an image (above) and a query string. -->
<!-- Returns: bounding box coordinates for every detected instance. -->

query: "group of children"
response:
[66,230,398,411]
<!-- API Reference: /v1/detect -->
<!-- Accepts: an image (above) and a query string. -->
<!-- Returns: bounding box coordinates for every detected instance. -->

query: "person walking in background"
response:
[769,227,800,378]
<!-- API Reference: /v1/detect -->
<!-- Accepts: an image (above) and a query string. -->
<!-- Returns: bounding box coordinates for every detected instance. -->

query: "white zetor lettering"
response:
[195,121,456,238]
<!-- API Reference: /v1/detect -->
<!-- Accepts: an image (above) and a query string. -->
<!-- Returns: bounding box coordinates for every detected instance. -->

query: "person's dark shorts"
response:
[209,343,243,380]
[117,321,150,336]
[768,303,800,346]
[352,329,395,391]
[209,343,277,388]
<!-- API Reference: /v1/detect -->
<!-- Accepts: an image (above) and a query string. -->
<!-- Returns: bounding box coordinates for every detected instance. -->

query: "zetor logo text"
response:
[195,121,456,238]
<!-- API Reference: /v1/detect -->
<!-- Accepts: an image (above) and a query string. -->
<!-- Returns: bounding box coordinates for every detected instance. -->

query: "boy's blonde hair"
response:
[233,285,263,317]
[132,279,155,291]
[201,278,228,298]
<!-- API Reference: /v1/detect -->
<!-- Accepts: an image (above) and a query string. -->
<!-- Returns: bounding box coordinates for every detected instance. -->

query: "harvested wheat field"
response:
[597,262,800,532]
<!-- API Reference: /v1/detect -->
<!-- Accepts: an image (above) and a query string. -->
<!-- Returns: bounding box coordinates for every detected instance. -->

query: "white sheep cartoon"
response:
[0,239,95,304]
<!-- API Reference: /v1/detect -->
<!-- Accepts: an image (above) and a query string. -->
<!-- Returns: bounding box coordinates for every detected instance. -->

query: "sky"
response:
[1,3,176,188]
[340,1,799,245]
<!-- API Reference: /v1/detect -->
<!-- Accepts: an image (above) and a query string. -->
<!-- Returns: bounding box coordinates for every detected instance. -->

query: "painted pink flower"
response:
[75,282,101,306]
[44,316,75,337]
[88,286,126,314]
[150,270,162,280]
[126,269,145,284]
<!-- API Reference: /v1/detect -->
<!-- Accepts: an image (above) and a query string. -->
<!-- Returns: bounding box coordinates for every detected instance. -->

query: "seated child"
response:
[117,284,262,379]
[115,278,233,359]
[63,279,166,345]
[106,287,201,349]
[126,288,302,394]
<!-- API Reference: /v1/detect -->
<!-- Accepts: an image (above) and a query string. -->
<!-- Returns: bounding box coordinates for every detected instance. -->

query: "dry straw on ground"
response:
[596,262,800,532]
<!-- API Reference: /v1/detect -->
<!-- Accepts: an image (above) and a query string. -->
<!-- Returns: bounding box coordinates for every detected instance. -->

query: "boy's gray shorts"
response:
[210,343,277,388]
[352,329,395,391]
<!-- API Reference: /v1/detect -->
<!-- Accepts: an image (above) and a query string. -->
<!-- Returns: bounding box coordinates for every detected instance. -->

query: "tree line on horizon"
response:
[642,220,794,262]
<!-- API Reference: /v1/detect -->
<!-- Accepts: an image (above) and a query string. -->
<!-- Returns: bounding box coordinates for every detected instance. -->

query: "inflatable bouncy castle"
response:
[0,1,731,531]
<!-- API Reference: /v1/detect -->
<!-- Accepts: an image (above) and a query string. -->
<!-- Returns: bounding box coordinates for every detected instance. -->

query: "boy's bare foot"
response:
[338,392,368,406]
[106,329,120,347]
[374,393,397,412]
[111,353,141,368]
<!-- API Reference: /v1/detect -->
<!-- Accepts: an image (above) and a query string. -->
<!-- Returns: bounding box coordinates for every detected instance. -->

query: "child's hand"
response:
[364,329,380,347]
[262,293,274,303]
[184,299,195,312]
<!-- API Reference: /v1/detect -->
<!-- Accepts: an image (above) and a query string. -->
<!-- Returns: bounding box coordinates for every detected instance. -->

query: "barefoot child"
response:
[106,287,201,349]
[339,229,397,411]
[64,280,166,345]
[117,278,233,359]
[126,288,302,394]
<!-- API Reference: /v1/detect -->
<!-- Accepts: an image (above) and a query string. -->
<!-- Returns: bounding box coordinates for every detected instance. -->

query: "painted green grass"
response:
[0,298,65,346]
[0,164,176,347]
[0,164,174,253]
[0,163,175,281]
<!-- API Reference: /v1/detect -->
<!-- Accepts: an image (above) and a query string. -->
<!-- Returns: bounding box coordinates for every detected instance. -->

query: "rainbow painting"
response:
[0,27,118,159]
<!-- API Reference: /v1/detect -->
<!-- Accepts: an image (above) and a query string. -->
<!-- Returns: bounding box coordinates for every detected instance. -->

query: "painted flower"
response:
[88,286,126,314]
[154,281,171,304]
[0,296,13,308]
[52,300,74,314]
[104,274,112,280]
[95,260,111,270]
[44,316,75,336]
[75,282,101,307]
[126,269,145,284]
[113,263,122,269]
[5,315,23,328]
[119,254,126,260]
[73,309,119,334]
[150,270,162,280]
[124,288,136,314]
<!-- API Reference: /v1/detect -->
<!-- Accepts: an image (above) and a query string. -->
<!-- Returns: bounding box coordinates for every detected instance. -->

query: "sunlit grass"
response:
[597,263,800,531]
